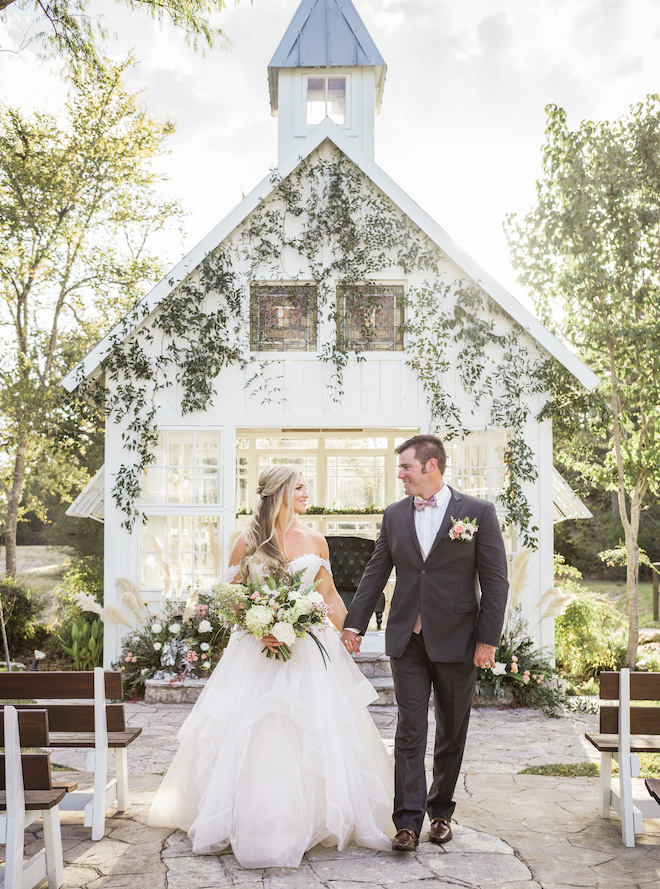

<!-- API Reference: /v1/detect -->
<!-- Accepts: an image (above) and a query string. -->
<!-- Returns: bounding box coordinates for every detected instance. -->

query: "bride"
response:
[148,464,394,868]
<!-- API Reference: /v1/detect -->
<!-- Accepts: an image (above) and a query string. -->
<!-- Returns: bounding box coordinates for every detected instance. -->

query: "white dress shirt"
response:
[414,483,452,559]
[412,483,451,633]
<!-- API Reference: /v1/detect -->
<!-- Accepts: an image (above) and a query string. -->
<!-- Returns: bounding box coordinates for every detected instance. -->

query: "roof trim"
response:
[61,117,601,393]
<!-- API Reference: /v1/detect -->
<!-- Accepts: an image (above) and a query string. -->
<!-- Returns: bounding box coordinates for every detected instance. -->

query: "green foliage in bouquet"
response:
[59,616,103,670]
[116,592,231,696]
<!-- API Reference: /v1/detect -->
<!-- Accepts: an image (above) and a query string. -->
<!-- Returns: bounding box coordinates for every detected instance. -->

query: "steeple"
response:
[268,0,386,162]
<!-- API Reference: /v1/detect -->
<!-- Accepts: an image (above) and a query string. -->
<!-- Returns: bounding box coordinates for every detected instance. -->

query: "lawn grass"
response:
[520,752,660,778]
[577,579,658,628]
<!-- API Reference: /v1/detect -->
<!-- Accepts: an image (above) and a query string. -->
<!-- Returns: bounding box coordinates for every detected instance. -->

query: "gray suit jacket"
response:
[345,487,509,662]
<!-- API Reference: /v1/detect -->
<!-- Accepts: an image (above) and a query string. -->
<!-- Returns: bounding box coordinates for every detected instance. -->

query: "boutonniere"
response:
[448,516,478,541]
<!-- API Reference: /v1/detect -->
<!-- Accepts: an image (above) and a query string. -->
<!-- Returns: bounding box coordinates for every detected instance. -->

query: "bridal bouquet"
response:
[212,569,331,664]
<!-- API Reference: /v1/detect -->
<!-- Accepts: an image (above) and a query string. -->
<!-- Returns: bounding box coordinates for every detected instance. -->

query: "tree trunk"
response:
[4,429,28,579]
[621,484,642,669]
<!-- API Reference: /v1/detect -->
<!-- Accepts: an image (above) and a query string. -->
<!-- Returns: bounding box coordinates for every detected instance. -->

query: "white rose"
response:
[272,621,296,647]
[201,661,211,669]
[308,591,324,606]
[490,662,507,676]
[151,623,162,633]
[200,642,210,651]
[153,642,162,651]
[168,623,181,634]
[198,619,212,633]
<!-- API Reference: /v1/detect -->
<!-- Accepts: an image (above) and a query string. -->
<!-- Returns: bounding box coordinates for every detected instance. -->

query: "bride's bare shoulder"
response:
[301,527,329,559]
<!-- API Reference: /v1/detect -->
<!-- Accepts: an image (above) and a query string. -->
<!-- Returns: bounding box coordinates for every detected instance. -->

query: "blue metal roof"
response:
[268,0,386,112]
[269,0,386,69]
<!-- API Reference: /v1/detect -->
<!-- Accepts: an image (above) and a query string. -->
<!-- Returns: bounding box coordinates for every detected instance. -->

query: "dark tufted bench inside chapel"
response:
[325,536,385,630]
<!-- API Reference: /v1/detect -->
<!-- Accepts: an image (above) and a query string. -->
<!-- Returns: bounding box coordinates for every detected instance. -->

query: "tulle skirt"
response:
[148,627,395,868]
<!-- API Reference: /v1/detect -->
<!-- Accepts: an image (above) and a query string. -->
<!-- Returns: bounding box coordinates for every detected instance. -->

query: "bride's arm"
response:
[314,539,348,633]
[228,534,281,653]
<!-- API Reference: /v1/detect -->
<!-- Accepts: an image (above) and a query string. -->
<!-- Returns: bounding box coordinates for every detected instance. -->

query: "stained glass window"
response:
[250,285,317,352]
[337,285,404,351]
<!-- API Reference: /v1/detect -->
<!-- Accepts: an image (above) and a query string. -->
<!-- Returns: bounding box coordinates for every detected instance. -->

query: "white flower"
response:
[34,649,46,660]
[198,619,212,633]
[308,591,325,606]
[168,623,181,634]
[151,623,163,633]
[201,661,211,670]
[153,642,162,651]
[490,662,507,676]
[245,605,274,638]
[200,642,210,651]
[272,621,296,647]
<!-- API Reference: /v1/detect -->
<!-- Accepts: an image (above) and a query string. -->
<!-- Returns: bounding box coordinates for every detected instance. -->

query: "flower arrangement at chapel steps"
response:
[115,588,231,696]
[212,568,331,664]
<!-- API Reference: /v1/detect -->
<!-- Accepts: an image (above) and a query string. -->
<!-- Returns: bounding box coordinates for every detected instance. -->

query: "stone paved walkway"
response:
[28,702,660,889]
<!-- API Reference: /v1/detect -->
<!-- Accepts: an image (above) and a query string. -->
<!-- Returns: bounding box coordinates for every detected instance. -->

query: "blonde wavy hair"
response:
[240,464,302,581]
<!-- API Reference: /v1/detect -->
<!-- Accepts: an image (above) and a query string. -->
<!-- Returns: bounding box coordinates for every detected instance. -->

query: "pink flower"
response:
[522,675,530,684]
[453,523,465,536]
[201,653,207,659]
[511,655,518,663]
[250,592,260,600]
[132,657,137,663]
[124,652,133,662]
[537,676,544,684]
[510,662,519,673]
[186,651,198,662]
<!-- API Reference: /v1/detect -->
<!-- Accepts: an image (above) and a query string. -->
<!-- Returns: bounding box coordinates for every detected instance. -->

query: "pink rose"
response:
[250,592,260,600]
[453,523,465,535]
[510,662,518,673]
[124,652,133,662]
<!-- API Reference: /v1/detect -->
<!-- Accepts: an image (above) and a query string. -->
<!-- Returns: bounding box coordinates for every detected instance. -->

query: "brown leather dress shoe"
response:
[429,818,452,844]
[391,828,419,851]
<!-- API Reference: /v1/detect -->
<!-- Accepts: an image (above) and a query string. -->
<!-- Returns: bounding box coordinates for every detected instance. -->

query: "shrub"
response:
[116,592,231,696]
[0,578,44,648]
[554,556,627,680]
[59,616,103,670]
[53,556,104,664]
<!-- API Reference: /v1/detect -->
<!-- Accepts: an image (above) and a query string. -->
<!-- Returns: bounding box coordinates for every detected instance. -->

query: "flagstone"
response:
[310,855,433,883]
[424,852,531,884]
[164,855,231,889]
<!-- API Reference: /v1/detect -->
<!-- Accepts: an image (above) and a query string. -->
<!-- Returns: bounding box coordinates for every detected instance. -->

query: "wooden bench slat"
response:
[5,703,127,732]
[47,728,142,748]
[0,753,53,791]
[600,706,660,735]
[0,788,66,810]
[0,708,49,747]
[0,670,123,700]
[585,732,660,753]
[599,671,660,701]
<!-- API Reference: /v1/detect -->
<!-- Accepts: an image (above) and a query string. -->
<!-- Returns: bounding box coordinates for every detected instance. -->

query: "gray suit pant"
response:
[390,630,477,834]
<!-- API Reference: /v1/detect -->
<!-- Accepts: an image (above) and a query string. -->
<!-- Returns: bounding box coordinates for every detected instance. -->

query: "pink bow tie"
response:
[414,495,437,511]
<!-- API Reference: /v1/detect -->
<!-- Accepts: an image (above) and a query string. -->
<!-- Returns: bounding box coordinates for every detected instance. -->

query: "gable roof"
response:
[268,0,386,113]
[61,117,601,393]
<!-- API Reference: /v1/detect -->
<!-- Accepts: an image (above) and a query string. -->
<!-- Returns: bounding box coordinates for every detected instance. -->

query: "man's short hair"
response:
[395,434,447,475]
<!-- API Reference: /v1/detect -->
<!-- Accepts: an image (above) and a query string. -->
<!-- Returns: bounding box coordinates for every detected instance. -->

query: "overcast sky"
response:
[2,0,660,307]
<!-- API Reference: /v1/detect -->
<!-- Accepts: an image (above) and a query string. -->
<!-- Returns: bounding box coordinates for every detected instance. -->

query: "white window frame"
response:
[299,73,352,133]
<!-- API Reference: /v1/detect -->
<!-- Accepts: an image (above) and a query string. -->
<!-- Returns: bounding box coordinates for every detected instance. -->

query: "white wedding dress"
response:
[148,553,394,868]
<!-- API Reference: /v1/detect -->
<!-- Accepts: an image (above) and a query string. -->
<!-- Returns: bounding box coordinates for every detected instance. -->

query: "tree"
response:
[507,96,660,668]
[0,0,230,73]
[0,62,183,580]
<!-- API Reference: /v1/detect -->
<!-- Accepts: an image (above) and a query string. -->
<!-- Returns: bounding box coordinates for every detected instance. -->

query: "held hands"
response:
[341,630,362,656]
[262,634,282,653]
[473,641,496,669]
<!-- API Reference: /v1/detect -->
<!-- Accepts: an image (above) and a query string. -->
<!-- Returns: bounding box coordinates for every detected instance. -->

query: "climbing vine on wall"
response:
[77,148,554,547]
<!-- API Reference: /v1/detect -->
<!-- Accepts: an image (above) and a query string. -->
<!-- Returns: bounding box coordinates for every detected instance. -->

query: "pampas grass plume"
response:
[73,593,103,616]
[509,549,532,607]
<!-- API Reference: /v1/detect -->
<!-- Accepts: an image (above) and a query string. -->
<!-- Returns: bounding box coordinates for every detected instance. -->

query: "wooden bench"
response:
[585,668,660,846]
[0,707,65,889]
[0,668,142,841]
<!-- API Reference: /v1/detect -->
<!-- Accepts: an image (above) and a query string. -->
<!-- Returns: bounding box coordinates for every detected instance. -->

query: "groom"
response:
[341,434,508,851]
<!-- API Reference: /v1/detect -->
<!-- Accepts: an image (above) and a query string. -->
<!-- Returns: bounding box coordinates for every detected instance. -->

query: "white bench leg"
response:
[42,807,65,889]
[599,752,612,818]
[5,813,25,889]
[91,746,108,841]
[115,748,129,811]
